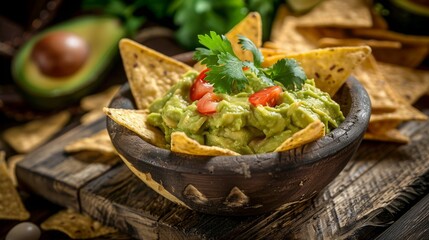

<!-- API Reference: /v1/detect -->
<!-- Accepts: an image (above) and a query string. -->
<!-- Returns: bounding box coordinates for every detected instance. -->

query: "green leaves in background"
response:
[82,0,281,49]
[172,0,280,49]
[82,0,171,36]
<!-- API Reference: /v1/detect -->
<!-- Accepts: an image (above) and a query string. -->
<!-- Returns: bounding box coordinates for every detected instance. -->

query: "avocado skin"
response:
[375,0,429,36]
[12,16,126,110]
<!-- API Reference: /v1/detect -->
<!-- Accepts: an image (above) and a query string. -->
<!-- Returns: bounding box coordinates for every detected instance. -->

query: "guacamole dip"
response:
[147,70,344,154]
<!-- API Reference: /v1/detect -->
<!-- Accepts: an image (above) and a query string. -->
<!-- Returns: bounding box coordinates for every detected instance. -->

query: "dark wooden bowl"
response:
[106,57,371,216]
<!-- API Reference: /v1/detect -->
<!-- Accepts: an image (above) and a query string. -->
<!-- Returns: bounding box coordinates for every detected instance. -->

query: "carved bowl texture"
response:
[106,53,371,216]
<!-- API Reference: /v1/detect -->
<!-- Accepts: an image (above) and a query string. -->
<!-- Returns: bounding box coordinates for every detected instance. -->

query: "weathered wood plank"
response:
[15,117,116,211]
[376,193,429,240]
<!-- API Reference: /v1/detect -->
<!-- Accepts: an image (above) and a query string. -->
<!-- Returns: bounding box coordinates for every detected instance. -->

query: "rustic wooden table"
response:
[1,36,429,240]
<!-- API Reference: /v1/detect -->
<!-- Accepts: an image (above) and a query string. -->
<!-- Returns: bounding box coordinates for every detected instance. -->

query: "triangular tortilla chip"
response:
[275,120,325,152]
[370,104,428,123]
[367,120,402,135]
[294,0,372,28]
[103,108,166,148]
[270,4,289,41]
[226,12,262,62]
[364,128,409,144]
[378,62,429,104]
[352,55,399,111]
[0,152,30,220]
[171,132,240,156]
[2,111,70,153]
[271,15,318,54]
[65,129,116,155]
[318,37,401,49]
[119,39,193,110]
[352,28,429,45]
[263,46,371,96]
[41,209,117,239]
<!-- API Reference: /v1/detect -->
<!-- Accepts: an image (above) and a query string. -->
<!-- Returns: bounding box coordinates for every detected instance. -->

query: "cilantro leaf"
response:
[268,59,306,90]
[193,31,236,66]
[238,35,263,67]
[205,52,248,93]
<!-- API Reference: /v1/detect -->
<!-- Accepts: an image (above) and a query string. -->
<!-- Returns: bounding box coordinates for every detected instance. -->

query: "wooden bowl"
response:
[107,60,371,216]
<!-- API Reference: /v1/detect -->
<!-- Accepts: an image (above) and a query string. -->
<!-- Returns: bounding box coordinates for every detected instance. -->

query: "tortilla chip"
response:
[378,62,429,104]
[274,120,325,152]
[119,39,193,110]
[364,128,409,144]
[371,44,429,68]
[260,47,289,58]
[7,154,25,186]
[41,209,117,239]
[226,12,262,62]
[171,132,240,156]
[0,151,30,220]
[263,46,371,96]
[80,110,105,125]
[370,104,428,123]
[270,4,289,41]
[271,15,318,53]
[262,41,284,50]
[293,0,372,28]
[103,107,166,148]
[3,111,70,153]
[80,85,120,112]
[318,37,401,49]
[65,130,116,155]
[352,55,399,111]
[351,28,429,45]
[367,120,402,135]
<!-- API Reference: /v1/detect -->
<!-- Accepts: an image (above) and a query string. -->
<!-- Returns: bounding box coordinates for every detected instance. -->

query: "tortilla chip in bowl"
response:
[105,54,371,216]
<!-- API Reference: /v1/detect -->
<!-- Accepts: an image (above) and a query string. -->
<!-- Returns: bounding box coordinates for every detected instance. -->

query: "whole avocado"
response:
[12,16,126,110]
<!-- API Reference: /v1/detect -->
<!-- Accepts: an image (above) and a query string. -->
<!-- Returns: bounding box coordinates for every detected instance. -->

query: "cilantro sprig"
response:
[193,31,307,94]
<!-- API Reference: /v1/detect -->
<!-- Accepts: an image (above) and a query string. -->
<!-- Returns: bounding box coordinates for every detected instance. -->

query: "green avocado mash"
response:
[147,70,344,154]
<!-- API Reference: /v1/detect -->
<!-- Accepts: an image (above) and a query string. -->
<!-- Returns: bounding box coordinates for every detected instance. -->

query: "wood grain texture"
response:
[15,117,118,211]
[376,193,429,240]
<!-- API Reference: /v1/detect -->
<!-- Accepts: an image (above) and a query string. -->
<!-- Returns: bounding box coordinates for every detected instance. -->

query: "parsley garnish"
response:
[193,31,307,94]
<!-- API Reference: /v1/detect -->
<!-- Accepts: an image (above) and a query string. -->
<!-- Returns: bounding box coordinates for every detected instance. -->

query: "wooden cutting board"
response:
[16,109,429,239]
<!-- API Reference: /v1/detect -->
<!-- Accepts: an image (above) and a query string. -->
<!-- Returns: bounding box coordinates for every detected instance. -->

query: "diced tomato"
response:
[197,92,221,115]
[190,68,213,101]
[249,86,283,107]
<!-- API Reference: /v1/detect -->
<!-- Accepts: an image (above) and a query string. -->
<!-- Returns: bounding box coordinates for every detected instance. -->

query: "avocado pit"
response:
[31,31,90,77]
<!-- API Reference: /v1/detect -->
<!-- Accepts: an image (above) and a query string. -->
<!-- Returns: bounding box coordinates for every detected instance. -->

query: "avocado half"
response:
[12,16,126,110]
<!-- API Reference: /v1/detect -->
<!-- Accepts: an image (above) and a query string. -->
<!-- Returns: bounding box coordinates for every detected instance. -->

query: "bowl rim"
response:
[107,75,371,175]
